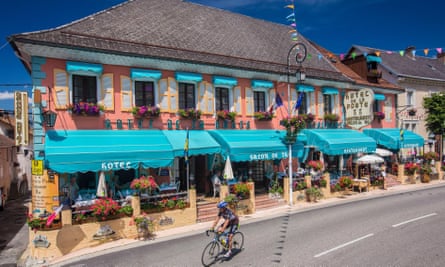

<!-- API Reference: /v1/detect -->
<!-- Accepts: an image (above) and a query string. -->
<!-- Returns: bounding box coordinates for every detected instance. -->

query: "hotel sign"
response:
[344,89,374,130]
[14,91,29,146]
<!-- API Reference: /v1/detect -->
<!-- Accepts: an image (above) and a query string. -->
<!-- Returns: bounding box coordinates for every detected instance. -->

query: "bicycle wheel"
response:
[232,232,244,251]
[201,241,221,267]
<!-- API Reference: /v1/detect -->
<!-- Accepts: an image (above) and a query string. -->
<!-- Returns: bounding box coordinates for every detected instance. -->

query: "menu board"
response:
[31,170,60,217]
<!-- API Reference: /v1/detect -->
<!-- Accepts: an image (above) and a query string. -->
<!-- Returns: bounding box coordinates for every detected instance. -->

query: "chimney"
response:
[437,52,445,64]
[405,46,416,59]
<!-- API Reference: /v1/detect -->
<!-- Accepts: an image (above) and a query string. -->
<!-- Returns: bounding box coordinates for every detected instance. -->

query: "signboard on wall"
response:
[32,160,44,175]
[343,89,374,130]
[31,170,60,217]
[14,91,29,146]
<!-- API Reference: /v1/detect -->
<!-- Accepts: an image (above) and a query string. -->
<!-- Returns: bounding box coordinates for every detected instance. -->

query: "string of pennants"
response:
[284,1,444,62]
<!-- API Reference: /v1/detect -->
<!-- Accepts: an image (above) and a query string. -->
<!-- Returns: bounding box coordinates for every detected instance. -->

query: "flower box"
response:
[254,111,274,121]
[132,105,160,118]
[373,111,385,121]
[323,113,339,122]
[178,108,201,120]
[69,102,104,116]
[216,110,237,121]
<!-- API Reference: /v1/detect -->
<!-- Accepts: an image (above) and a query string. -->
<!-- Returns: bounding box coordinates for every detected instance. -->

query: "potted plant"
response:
[130,212,153,240]
[338,176,352,192]
[420,164,432,183]
[373,111,385,121]
[91,197,121,221]
[27,214,46,232]
[253,111,274,121]
[305,186,322,202]
[233,183,250,199]
[404,162,419,184]
[294,180,307,191]
[280,115,306,136]
[224,194,239,210]
[132,105,160,118]
[308,160,324,172]
[216,110,238,121]
[130,175,158,195]
[423,151,439,163]
[269,178,284,198]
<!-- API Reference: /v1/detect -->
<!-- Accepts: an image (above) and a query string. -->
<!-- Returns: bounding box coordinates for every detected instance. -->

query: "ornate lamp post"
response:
[286,42,307,206]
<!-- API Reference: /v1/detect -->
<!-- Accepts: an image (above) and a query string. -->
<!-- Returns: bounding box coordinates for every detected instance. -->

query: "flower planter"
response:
[421,174,430,183]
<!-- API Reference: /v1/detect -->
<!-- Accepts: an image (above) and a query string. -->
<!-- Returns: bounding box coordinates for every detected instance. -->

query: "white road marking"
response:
[314,233,374,258]
[392,213,437,228]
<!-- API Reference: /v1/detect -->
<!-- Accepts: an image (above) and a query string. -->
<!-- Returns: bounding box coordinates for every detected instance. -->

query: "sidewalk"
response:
[20,180,445,267]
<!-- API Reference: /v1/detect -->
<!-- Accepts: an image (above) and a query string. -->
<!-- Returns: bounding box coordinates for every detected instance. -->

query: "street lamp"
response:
[286,42,307,206]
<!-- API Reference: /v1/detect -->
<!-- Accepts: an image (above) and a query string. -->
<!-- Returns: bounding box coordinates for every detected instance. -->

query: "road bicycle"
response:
[201,228,244,266]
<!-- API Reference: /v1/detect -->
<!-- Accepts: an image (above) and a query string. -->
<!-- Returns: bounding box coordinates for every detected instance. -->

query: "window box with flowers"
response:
[178,108,202,120]
[404,162,419,176]
[374,111,385,121]
[408,108,417,116]
[216,110,237,121]
[233,183,251,199]
[254,111,274,121]
[69,102,104,116]
[130,175,158,195]
[323,113,339,122]
[338,176,352,191]
[132,105,160,119]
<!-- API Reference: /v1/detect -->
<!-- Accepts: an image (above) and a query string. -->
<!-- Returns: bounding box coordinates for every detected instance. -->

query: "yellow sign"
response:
[32,160,44,175]
[31,170,60,217]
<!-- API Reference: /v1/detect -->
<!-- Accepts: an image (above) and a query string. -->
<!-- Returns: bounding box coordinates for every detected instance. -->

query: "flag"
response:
[268,93,284,113]
[184,129,189,163]
[294,93,304,110]
[46,204,63,227]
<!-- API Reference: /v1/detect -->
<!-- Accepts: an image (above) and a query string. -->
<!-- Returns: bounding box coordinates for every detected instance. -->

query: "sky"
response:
[1,0,444,111]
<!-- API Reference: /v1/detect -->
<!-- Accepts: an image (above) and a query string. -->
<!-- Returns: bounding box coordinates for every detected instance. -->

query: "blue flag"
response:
[275,93,283,108]
[294,93,304,110]
[184,129,189,162]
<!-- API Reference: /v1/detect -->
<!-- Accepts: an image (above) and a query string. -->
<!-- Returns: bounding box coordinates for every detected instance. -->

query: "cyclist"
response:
[209,200,239,258]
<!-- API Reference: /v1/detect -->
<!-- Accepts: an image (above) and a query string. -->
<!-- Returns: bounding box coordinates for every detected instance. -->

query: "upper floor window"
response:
[72,75,97,104]
[254,91,266,112]
[406,90,414,106]
[215,87,229,111]
[323,94,333,114]
[135,81,155,107]
[178,82,196,109]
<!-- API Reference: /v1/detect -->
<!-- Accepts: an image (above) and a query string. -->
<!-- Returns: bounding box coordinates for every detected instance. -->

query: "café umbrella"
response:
[223,156,234,180]
[96,171,107,198]
[356,154,385,165]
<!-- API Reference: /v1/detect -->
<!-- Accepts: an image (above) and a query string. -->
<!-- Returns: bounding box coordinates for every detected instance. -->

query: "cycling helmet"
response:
[217,201,228,209]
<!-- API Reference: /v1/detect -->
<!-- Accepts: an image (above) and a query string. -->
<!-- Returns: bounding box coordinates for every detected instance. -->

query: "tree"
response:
[423,92,445,135]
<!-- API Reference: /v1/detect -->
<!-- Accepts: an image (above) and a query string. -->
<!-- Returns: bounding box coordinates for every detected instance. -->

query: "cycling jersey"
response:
[218,208,239,225]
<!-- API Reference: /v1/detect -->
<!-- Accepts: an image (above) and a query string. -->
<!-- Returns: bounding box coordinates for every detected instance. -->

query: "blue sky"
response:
[1,0,444,111]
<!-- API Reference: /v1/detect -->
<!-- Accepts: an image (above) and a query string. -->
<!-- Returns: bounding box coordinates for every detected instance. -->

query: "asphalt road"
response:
[61,186,445,267]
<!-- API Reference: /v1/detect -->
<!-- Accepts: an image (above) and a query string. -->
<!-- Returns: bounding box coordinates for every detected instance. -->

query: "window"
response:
[72,75,97,104]
[135,81,155,107]
[373,100,380,112]
[298,92,308,114]
[323,94,333,114]
[178,82,196,109]
[406,91,414,106]
[254,91,266,112]
[215,87,229,111]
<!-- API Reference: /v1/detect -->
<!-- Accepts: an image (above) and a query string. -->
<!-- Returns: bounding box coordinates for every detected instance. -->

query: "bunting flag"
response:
[284,0,298,41]
[268,92,284,113]
[184,129,189,163]
[46,204,63,227]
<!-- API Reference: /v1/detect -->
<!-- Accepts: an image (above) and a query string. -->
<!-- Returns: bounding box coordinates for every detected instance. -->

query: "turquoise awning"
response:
[66,61,103,74]
[366,55,382,63]
[322,87,339,95]
[175,72,203,82]
[375,94,386,101]
[251,80,274,89]
[45,130,174,173]
[162,130,221,157]
[296,84,314,92]
[363,128,424,150]
[208,130,306,162]
[213,76,238,86]
[131,69,162,80]
[302,129,376,155]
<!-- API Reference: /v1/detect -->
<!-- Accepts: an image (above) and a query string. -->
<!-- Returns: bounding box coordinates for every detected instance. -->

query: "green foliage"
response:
[224,194,239,205]
[323,113,339,122]
[233,183,250,199]
[423,92,445,135]
[119,205,134,216]
[269,178,284,194]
